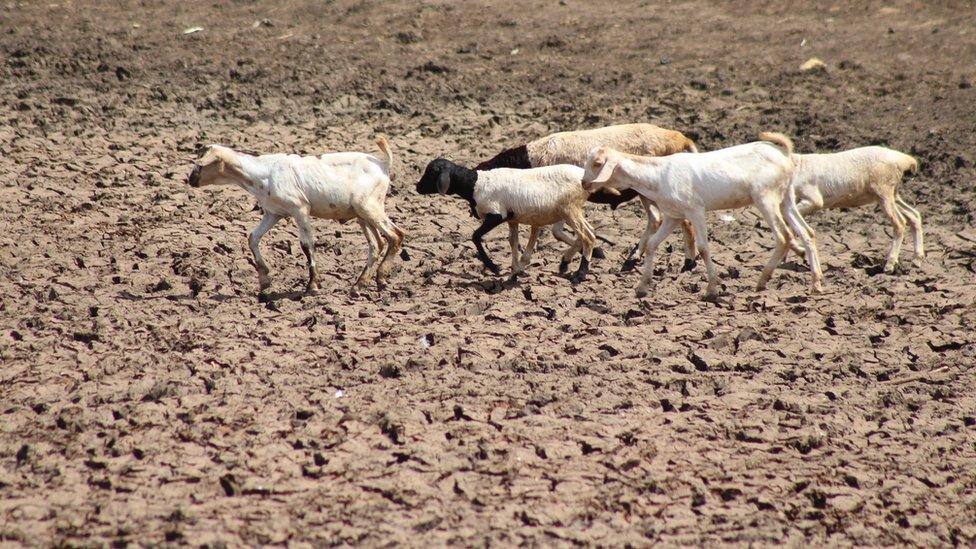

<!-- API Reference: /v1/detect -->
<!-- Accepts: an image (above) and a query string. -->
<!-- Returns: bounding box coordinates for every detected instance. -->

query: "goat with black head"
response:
[416,158,600,283]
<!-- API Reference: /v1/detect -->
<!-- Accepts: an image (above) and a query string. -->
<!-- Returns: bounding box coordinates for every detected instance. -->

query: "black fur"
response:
[588,188,639,209]
[558,258,570,275]
[187,165,201,187]
[417,159,509,273]
[571,256,590,284]
[471,214,506,274]
[416,158,479,216]
[476,145,639,213]
[474,145,531,171]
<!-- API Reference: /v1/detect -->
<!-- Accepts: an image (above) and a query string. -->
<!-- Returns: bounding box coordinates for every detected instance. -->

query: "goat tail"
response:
[758,132,794,156]
[684,138,699,153]
[375,136,394,174]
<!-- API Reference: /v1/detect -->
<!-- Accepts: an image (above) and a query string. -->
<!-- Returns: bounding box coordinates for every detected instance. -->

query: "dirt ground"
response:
[1,0,975,545]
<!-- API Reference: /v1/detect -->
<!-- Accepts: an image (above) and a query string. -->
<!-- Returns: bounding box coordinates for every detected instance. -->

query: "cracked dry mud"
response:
[1,0,975,545]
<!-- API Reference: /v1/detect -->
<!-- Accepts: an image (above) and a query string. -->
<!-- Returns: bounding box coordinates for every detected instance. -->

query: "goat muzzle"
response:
[187,165,201,187]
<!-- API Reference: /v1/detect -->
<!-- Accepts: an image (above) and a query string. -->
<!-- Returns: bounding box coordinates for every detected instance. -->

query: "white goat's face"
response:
[187,147,236,188]
[581,147,620,194]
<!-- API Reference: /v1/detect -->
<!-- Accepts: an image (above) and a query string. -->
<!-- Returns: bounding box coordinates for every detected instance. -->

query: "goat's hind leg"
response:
[782,193,823,292]
[294,211,321,294]
[374,213,404,287]
[879,193,906,274]
[895,195,925,265]
[558,230,583,275]
[517,226,541,273]
[755,199,792,293]
[564,215,596,284]
[353,218,380,289]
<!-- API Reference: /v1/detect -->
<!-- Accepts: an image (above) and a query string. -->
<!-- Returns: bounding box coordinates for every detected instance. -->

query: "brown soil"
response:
[2,0,975,545]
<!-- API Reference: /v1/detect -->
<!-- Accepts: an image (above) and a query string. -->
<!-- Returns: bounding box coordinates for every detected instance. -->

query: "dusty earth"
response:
[2,0,976,546]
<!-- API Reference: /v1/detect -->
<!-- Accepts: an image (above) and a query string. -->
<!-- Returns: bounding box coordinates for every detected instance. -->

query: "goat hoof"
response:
[635,287,648,298]
[258,292,270,303]
[703,291,720,303]
[558,260,569,275]
[621,258,638,272]
[399,248,411,261]
[592,247,607,260]
[681,258,697,273]
[570,272,587,285]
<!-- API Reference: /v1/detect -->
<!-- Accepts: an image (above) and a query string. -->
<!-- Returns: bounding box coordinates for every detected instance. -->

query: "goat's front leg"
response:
[684,211,720,300]
[678,219,699,272]
[507,221,521,277]
[294,211,320,293]
[623,196,661,272]
[472,213,505,275]
[249,212,281,297]
[636,217,679,298]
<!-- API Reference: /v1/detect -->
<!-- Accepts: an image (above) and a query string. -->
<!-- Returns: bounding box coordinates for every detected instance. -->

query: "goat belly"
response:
[508,210,565,225]
[309,202,357,220]
[693,182,754,211]
[305,187,358,220]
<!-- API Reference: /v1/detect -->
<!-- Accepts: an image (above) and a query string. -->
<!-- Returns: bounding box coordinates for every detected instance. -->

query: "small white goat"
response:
[791,146,922,272]
[416,159,600,282]
[476,123,700,269]
[187,137,404,297]
[582,133,823,299]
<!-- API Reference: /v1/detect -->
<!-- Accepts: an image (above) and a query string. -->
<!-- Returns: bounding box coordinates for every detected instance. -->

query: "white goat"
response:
[187,137,404,297]
[582,133,823,299]
[791,146,922,272]
[476,123,700,269]
[416,159,601,283]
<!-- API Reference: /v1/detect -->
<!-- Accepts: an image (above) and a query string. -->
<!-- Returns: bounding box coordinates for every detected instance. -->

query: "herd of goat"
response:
[186,123,923,301]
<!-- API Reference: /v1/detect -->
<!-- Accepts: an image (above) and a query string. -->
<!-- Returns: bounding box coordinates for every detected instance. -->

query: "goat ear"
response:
[603,187,621,196]
[589,158,616,184]
[437,171,450,195]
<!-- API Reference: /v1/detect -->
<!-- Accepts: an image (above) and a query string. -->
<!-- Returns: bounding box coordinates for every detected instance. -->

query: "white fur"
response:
[475,166,587,225]
[482,123,700,264]
[477,165,596,278]
[526,123,698,167]
[792,146,922,272]
[582,133,824,299]
[188,138,404,295]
